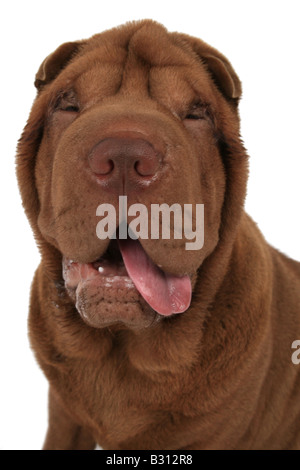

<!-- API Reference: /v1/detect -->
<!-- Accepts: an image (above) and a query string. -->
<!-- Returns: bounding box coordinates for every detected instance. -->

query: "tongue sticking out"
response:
[118,238,192,316]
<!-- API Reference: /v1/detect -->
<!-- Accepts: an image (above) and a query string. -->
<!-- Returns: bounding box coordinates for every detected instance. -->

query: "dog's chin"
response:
[62,239,193,329]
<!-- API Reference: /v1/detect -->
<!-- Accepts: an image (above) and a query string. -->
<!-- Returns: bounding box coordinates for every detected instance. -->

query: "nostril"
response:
[88,153,114,176]
[134,156,160,177]
[134,160,145,176]
[99,158,114,175]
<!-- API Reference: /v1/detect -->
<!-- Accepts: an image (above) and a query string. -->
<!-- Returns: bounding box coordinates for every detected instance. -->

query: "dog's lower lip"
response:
[62,256,136,292]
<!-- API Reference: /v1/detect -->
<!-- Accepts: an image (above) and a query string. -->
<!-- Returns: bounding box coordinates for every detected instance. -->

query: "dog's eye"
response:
[54,91,80,114]
[184,105,206,121]
[185,113,204,120]
[61,105,79,113]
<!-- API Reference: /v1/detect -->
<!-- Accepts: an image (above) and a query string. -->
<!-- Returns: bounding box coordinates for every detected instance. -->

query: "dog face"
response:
[17,20,248,330]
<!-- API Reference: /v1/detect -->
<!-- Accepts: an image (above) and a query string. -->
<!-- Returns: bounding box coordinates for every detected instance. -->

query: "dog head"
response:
[17,20,248,330]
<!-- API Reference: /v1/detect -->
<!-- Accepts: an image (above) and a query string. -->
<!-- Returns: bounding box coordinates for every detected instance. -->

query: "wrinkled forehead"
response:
[64,26,217,111]
[82,21,193,67]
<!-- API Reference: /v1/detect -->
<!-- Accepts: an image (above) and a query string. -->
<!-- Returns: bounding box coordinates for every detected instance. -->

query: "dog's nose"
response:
[88,137,162,193]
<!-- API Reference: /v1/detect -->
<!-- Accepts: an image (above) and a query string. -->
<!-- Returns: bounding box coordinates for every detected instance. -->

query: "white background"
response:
[1,0,299,450]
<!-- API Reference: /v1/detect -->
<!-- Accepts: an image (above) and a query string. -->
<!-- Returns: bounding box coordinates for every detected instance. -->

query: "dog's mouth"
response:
[63,237,192,319]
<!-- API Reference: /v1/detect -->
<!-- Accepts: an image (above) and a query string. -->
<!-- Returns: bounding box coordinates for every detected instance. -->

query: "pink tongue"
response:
[118,239,192,316]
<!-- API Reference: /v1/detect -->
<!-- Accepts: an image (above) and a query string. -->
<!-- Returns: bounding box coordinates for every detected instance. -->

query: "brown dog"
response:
[17,20,300,450]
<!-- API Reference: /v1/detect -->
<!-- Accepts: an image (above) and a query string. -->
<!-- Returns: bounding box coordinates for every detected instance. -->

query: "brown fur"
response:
[16,20,300,450]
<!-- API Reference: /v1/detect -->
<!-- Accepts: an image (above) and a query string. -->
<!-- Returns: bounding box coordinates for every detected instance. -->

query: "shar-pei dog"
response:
[17,20,300,450]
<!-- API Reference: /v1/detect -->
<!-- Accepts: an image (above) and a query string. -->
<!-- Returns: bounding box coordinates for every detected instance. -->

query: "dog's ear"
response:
[200,51,242,100]
[35,41,84,90]
[173,33,242,101]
